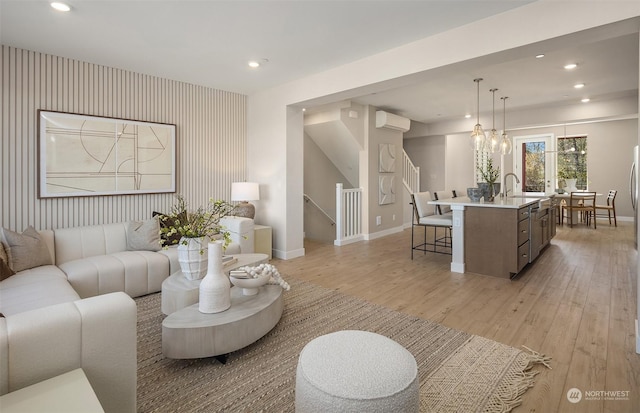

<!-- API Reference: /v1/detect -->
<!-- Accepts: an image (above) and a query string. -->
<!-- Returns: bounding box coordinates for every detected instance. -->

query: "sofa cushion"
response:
[0,266,80,316]
[60,251,170,299]
[0,227,52,272]
[53,223,127,265]
[126,218,161,252]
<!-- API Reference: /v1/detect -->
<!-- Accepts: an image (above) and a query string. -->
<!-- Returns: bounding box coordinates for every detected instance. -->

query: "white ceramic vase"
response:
[199,241,231,314]
[177,236,209,280]
[564,178,578,193]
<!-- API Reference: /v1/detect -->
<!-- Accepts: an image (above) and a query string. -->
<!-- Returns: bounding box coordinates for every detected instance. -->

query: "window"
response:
[557,136,587,190]
[523,141,546,192]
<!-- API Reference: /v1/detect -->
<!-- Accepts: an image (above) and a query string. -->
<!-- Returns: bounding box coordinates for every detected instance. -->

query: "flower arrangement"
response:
[477,158,500,185]
[158,194,235,251]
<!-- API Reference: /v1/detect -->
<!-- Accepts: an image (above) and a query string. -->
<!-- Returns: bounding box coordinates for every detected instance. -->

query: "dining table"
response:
[554,191,603,225]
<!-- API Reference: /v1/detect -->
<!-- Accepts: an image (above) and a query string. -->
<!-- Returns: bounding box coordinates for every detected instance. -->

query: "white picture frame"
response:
[38,110,176,198]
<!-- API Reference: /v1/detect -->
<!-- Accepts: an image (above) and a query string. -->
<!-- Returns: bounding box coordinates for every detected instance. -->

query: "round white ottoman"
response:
[295,330,419,412]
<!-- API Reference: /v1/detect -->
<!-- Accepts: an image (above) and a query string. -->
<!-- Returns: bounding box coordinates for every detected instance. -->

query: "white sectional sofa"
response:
[0,216,254,413]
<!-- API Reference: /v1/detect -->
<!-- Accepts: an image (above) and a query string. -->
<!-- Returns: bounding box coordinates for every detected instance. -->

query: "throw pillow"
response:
[153,211,184,246]
[1,226,53,272]
[127,217,161,251]
[0,242,16,281]
[0,259,14,281]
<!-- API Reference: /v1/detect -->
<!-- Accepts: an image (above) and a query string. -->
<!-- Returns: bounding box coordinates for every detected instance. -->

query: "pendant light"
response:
[499,96,512,155]
[487,88,499,153]
[470,78,486,151]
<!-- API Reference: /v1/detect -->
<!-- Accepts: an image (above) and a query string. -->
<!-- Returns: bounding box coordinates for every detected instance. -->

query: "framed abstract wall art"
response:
[38,110,176,198]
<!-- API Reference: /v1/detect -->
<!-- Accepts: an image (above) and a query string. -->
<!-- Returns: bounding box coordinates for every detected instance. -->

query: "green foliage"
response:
[557,137,588,189]
[524,142,545,192]
[477,158,500,185]
[159,194,235,250]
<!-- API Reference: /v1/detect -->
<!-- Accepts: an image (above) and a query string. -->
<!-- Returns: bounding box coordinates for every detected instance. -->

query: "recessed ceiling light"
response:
[465,114,471,119]
[248,61,260,68]
[564,63,577,70]
[574,83,585,89]
[535,54,545,59]
[581,98,590,103]
[51,2,71,12]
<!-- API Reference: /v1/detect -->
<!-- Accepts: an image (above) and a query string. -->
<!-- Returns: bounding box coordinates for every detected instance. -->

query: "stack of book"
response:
[222,256,238,267]
[229,269,251,279]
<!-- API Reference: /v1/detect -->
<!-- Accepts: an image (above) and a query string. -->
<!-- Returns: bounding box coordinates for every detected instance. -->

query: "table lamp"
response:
[231,182,260,219]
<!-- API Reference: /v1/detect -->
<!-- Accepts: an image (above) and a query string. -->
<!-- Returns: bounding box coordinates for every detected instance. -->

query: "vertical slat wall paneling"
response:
[0,45,247,232]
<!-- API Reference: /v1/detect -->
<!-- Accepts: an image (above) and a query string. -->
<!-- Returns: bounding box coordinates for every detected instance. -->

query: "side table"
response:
[0,368,104,413]
[254,224,272,258]
[162,285,283,360]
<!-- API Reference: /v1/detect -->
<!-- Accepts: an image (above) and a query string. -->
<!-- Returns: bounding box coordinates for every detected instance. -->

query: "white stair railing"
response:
[335,183,363,246]
[403,149,420,193]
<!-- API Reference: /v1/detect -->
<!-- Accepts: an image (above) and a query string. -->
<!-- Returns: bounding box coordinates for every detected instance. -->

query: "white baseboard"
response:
[365,225,404,241]
[334,236,364,246]
[451,262,465,273]
[273,247,305,260]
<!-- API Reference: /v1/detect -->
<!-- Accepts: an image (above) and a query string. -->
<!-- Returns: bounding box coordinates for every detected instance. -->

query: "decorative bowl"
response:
[467,187,483,202]
[229,272,271,296]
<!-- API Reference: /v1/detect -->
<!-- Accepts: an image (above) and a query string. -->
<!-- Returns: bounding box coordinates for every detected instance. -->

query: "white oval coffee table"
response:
[161,253,268,315]
[162,284,283,360]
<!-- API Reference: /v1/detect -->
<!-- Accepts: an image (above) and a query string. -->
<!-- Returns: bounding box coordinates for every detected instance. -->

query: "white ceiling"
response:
[1,1,638,127]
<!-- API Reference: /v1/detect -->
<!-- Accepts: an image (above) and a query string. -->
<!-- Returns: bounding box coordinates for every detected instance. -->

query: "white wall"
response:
[509,119,637,218]
[403,136,446,192]
[303,132,349,243]
[247,2,640,259]
[1,46,247,232]
[365,106,404,236]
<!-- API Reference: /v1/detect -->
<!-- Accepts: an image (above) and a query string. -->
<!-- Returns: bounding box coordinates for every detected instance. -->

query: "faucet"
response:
[502,173,520,197]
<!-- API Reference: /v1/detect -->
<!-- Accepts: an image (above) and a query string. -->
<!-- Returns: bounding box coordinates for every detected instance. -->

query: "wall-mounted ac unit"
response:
[375,111,410,132]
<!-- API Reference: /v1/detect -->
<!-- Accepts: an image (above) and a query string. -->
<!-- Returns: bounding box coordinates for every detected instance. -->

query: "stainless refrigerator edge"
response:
[633,145,638,247]
[633,145,640,354]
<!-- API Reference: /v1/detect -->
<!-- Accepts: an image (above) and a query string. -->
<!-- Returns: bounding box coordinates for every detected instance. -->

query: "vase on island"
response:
[199,240,231,314]
[177,236,210,280]
[478,182,500,202]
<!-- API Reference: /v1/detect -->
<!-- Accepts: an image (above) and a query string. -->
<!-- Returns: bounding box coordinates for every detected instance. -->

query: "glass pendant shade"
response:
[469,78,486,151]
[471,124,486,151]
[488,129,499,153]
[500,96,512,155]
[487,88,498,153]
[500,132,512,155]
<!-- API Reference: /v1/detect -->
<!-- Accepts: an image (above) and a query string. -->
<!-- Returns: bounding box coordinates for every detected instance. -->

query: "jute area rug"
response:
[137,278,550,413]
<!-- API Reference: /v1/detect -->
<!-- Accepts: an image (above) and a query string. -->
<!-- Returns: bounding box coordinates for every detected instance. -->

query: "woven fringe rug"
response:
[137,278,550,413]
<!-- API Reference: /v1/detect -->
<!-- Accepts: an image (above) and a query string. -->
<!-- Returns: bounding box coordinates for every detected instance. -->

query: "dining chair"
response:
[563,192,597,228]
[410,192,452,258]
[433,190,453,216]
[555,198,564,226]
[592,189,617,226]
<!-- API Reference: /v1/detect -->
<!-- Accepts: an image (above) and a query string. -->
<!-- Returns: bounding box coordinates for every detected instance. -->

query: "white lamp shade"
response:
[231,182,259,201]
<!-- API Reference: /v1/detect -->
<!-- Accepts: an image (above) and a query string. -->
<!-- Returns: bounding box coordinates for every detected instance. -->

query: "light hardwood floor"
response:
[273,220,639,413]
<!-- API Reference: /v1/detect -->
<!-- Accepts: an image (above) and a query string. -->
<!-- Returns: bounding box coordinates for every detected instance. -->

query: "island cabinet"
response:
[464,205,531,279]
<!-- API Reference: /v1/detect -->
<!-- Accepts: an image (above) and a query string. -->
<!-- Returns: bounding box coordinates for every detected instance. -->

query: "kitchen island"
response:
[429,196,556,278]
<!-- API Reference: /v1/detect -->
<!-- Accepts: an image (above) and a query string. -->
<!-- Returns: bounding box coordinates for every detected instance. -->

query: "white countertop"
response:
[429,196,542,209]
